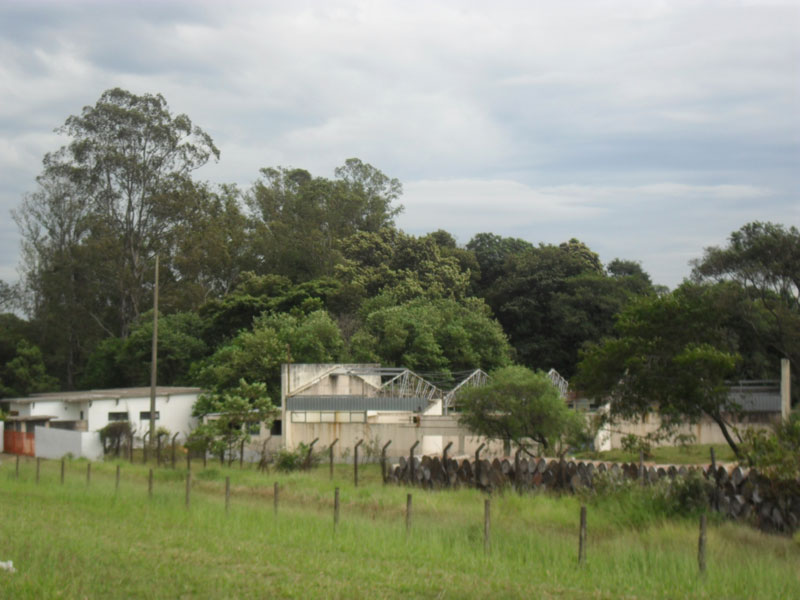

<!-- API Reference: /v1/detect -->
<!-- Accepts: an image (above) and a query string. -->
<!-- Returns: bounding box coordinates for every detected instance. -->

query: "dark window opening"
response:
[270,419,282,436]
[108,412,128,422]
[140,411,160,421]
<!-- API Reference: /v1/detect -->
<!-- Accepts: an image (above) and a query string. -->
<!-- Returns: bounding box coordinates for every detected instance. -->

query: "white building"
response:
[2,387,201,457]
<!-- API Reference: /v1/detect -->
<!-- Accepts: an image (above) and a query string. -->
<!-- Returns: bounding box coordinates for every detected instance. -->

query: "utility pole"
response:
[149,254,159,447]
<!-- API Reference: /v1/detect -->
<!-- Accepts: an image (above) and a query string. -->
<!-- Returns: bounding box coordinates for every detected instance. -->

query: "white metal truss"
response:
[547,368,569,399]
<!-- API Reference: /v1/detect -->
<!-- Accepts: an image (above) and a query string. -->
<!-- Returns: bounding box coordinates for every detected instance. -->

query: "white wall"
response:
[86,393,197,442]
[0,421,4,452]
[13,400,83,421]
[35,426,103,461]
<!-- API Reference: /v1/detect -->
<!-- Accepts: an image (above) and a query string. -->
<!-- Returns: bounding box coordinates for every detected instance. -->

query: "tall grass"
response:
[1,456,798,599]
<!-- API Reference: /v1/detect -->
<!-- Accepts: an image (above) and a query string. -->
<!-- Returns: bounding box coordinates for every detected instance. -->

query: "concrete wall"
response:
[35,426,104,461]
[594,412,778,451]
[282,413,505,461]
[0,420,3,452]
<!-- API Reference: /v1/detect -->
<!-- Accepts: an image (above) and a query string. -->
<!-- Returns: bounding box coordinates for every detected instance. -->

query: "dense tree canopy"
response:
[458,366,587,454]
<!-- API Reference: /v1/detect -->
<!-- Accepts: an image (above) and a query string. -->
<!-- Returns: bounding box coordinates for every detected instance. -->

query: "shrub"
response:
[620,434,652,459]
[274,442,320,472]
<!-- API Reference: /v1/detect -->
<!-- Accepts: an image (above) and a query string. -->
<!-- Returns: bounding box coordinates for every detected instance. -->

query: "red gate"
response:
[3,430,35,456]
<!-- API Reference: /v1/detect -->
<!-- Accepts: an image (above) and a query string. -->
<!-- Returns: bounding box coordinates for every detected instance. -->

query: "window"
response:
[247,422,260,435]
[139,411,160,421]
[320,412,335,423]
[270,419,282,435]
[108,412,128,422]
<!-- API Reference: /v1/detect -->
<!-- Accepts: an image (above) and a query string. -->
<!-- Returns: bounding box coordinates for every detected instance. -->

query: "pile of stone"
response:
[386,453,800,534]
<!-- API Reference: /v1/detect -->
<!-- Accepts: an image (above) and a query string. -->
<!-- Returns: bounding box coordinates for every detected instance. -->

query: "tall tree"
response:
[692,221,800,384]
[574,283,749,456]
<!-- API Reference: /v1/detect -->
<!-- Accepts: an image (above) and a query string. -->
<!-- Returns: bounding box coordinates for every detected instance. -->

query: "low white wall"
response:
[35,426,104,461]
[0,420,4,453]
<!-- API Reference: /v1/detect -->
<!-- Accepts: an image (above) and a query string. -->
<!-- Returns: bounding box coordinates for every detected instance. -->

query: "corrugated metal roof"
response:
[286,395,429,412]
[5,387,202,405]
[728,390,781,412]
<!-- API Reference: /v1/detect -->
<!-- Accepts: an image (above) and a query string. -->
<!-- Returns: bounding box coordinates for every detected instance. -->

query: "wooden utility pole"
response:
[149,254,159,447]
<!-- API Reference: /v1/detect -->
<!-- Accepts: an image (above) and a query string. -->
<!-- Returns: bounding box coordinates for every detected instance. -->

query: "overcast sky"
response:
[1,0,798,290]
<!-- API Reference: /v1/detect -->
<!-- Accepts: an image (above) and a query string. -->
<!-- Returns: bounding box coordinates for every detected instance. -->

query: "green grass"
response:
[1,455,798,599]
[574,443,738,465]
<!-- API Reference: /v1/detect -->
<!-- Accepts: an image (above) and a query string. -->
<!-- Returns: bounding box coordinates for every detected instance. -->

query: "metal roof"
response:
[286,395,430,412]
[727,381,781,412]
[5,387,202,405]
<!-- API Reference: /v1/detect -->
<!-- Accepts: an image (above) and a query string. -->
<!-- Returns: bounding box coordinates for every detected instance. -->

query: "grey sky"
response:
[1,0,798,289]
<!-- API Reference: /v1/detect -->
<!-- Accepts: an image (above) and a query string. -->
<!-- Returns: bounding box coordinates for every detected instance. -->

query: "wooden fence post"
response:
[698,514,707,574]
[329,438,338,480]
[129,432,134,463]
[185,471,191,509]
[409,440,420,486]
[484,498,491,555]
[36,457,41,484]
[334,487,340,531]
[579,505,587,565]
[225,476,231,514]
[148,468,153,499]
[86,462,91,486]
[475,442,486,487]
[274,481,279,516]
[60,458,65,484]
[406,493,412,534]
[354,439,363,487]
[171,432,179,469]
[639,450,644,486]
[187,452,191,472]
[116,464,121,491]
[710,447,719,511]
[143,431,150,465]
[15,455,19,479]
[442,441,453,487]
[381,440,392,484]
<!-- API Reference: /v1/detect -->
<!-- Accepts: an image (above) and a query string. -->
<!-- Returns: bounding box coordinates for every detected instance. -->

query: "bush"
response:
[274,442,320,472]
[98,421,132,456]
[620,434,652,459]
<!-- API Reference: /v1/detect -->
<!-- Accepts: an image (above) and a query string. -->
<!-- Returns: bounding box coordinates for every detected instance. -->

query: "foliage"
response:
[274,442,320,472]
[245,159,403,282]
[192,380,278,465]
[0,339,59,398]
[575,283,746,457]
[98,421,132,455]
[484,241,653,376]
[80,310,207,389]
[692,221,800,394]
[194,310,344,398]
[457,366,588,453]
[740,414,800,487]
[619,434,652,460]
[350,297,511,376]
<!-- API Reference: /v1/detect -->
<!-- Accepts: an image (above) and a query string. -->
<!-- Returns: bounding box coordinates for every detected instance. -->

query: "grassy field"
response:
[1,454,798,599]
[574,443,738,465]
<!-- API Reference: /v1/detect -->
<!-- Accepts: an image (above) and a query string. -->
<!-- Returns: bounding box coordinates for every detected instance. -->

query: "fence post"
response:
[129,432,134,463]
[579,505,587,565]
[406,493,412,534]
[698,514,707,574]
[329,438,339,480]
[484,498,491,555]
[475,442,486,487]
[354,439,364,487]
[156,433,162,467]
[148,468,153,499]
[185,471,191,509]
[116,464,121,491]
[61,458,65,484]
[240,438,246,469]
[334,487,340,531]
[381,440,392,484]
[171,432,179,469]
[86,462,91,486]
[187,452,191,472]
[639,449,644,486]
[15,455,19,479]
[274,481,279,516]
[442,441,453,487]
[36,457,41,484]
[710,447,719,511]
[409,440,420,486]
[225,476,230,514]
[514,447,522,493]
[143,431,150,464]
